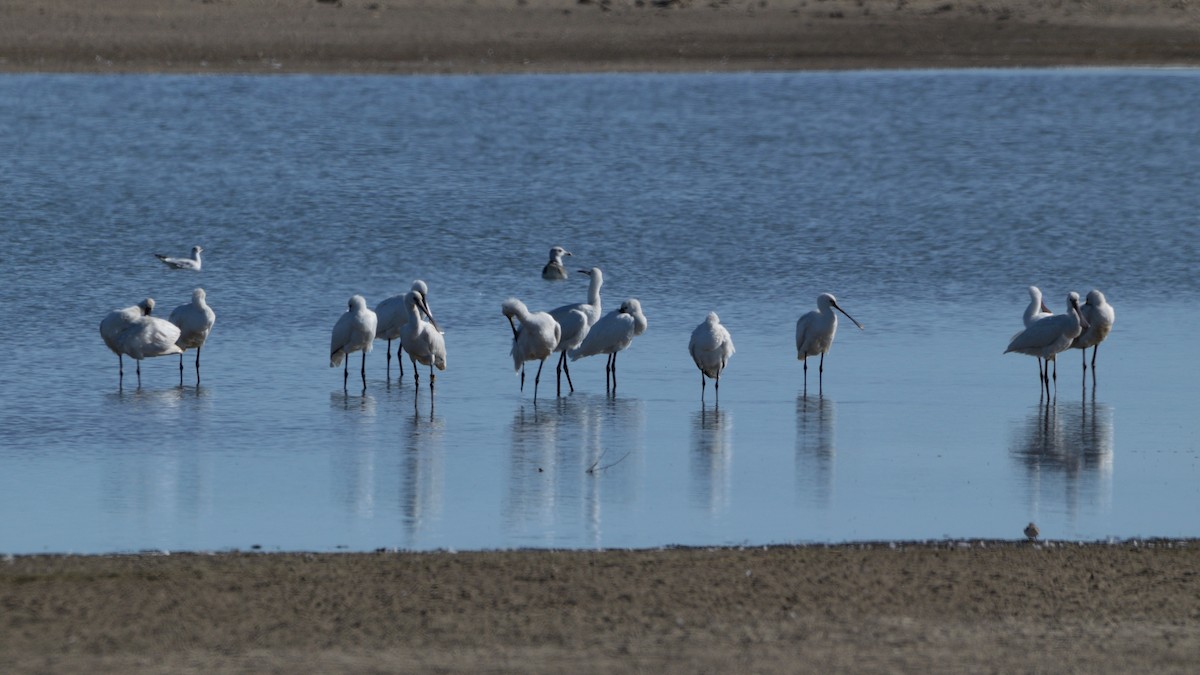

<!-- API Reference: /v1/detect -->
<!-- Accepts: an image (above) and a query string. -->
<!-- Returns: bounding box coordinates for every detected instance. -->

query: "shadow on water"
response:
[1010,393,1114,522]
[504,394,643,548]
[398,404,445,549]
[690,404,733,514]
[795,394,836,508]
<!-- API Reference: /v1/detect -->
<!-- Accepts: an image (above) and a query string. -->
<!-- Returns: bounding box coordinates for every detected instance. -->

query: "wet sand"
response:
[2,0,1199,74]
[4,542,1200,672]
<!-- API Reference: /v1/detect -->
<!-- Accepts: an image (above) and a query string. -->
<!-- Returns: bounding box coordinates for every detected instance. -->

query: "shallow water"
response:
[1,69,1198,553]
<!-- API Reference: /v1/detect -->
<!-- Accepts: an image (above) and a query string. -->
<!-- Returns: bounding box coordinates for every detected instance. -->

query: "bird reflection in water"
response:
[1011,393,1114,523]
[690,404,732,513]
[795,394,836,507]
[398,405,445,548]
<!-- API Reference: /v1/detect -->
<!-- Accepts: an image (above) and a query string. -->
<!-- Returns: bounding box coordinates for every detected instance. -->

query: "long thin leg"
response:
[715,373,720,400]
[118,354,124,386]
[520,363,526,392]
[563,353,574,393]
[556,352,563,397]
[611,351,618,391]
[195,346,202,385]
[818,352,825,395]
[700,370,706,399]
[1051,357,1057,393]
[398,341,405,380]
[534,358,545,401]
[136,359,142,388]
[802,356,808,394]
[361,351,367,389]
[412,358,419,389]
[178,352,184,386]
[1091,344,1100,369]
[386,339,392,379]
[604,353,613,393]
[429,363,435,391]
[343,357,349,390]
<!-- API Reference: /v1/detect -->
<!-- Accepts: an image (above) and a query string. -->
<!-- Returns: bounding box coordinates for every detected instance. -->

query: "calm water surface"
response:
[1,69,1198,553]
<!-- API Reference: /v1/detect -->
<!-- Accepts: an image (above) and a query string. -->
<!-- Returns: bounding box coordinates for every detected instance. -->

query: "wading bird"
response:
[1072,289,1115,373]
[548,267,603,395]
[116,313,184,387]
[168,288,216,386]
[795,293,864,394]
[542,246,572,280]
[1005,292,1088,397]
[1021,285,1054,381]
[375,280,431,380]
[571,298,648,393]
[689,312,735,399]
[330,295,377,390]
[154,245,203,270]
[400,288,446,391]
[502,298,562,401]
[100,298,155,385]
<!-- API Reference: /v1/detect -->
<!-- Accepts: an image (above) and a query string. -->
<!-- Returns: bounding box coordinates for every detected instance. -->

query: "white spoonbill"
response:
[502,298,562,401]
[375,280,431,380]
[330,295,378,390]
[100,298,155,384]
[1021,285,1054,381]
[116,314,183,387]
[570,298,648,393]
[400,288,446,390]
[795,293,864,394]
[168,288,216,386]
[1072,289,1115,372]
[548,266,603,395]
[155,245,203,270]
[689,312,735,399]
[1005,292,1088,396]
[542,246,572,280]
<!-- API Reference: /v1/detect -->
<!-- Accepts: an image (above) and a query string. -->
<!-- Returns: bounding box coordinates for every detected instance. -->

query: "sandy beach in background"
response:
[1,0,1199,74]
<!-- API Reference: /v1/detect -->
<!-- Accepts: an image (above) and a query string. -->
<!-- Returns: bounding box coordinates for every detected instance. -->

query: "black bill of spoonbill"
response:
[689,312,735,399]
[1020,285,1054,382]
[400,288,446,391]
[375,280,431,380]
[330,295,378,390]
[795,293,864,394]
[168,288,216,386]
[542,246,572,280]
[570,298,648,393]
[1071,289,1115,372]
[1005,292,1088,397]
[154,245,203,270]
[116,313,184,388]
[502,297,562,401]
[548,266,603,395]
[100,298,155,385]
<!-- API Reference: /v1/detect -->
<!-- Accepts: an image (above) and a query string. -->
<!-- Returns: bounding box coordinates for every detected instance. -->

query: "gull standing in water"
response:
[117,313,184,388]
[330,295,378,390]
[1021,285,1054,381]
[400,288,446,391]
[795,293,864,395]
[375,280,431,380]
[542,246,572,280]
[571,298,648,393]
[1005,292,1088,397]
[689,312,735,400]
[1072,289,1115,375]
[548,267,603,395]
[154,245,203,271]
[100,298,155,385]
[502,298,562,401]
[168,288,216,386]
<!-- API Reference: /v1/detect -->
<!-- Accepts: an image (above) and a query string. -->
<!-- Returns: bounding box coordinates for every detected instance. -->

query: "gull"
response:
[168,288,217,386]
[1005,292,1088,397]
[795,293,864,395]
[570,298,648,393]
[330,295,378,390]
[1072,289,1115,373]
[689,312,735,399]
[400,288,446,391]
[100,298,155,385]
[116,314,184,387]
[502,298,562,401]
[548,266,602,395]
[154,245,203,271]
[542,246,572,280]
[375,280,431,380]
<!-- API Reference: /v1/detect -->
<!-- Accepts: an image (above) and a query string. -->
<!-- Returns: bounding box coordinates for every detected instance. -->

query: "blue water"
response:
[1,69,1198,553]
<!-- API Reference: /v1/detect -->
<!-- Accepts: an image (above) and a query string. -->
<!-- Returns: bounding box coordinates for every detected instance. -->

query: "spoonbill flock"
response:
[1005,287,1115,395]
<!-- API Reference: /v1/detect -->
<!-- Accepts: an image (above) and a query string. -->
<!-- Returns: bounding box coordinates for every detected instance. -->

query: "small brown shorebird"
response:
[1024,522,1040,541]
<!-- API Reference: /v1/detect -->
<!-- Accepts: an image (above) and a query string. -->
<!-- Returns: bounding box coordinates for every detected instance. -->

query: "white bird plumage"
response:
[502,297,562,400]
[548,266,603,395]
[542,246,572,280]
[154,245,203,271]
[400,288,447,390]
[375,280,431,380]
[689,312,735,398]
[116,313,184,387]
[571,298,647,392]
[1072,289,1115,373]
[330,295,378,389]
[1005,292,1089,395]
[795,293,864,394]
[100,298,155,384]
[1021,285,1054,381]
[168,288,216,385]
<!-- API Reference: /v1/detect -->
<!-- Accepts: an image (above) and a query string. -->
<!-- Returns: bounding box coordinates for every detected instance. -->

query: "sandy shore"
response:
[4,541,1200,672]
[2,0,1199,74]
